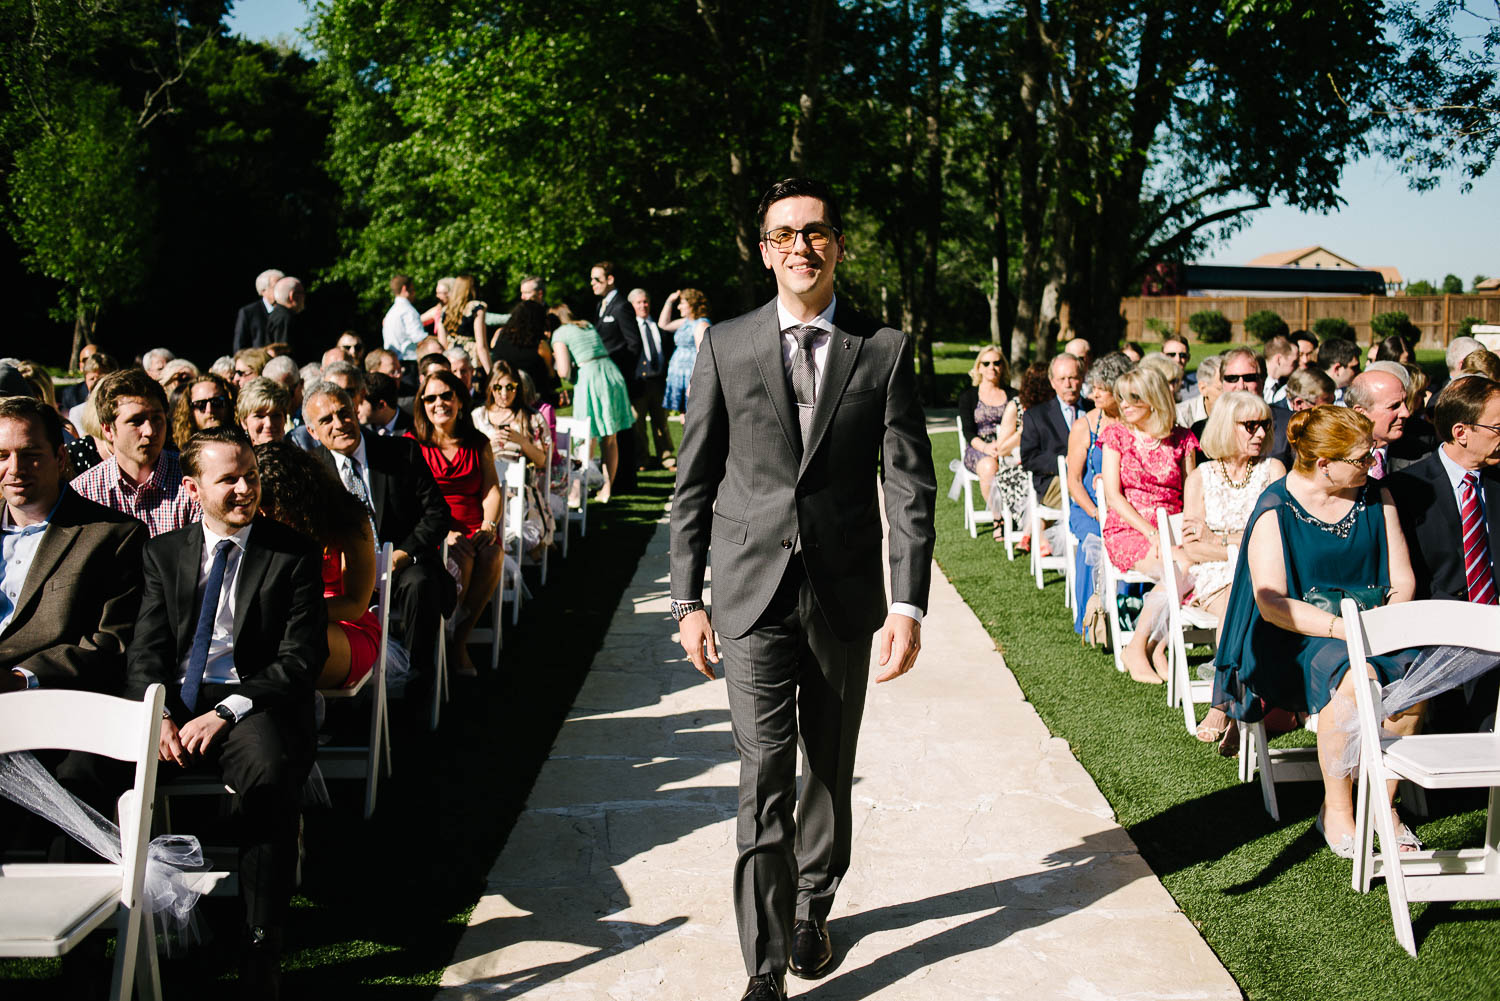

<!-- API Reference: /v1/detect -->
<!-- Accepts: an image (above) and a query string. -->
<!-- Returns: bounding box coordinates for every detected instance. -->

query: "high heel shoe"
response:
[1315,806,1356,860]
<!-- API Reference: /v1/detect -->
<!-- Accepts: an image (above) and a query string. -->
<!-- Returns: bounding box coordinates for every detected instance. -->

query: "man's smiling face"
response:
[759,195,844,302]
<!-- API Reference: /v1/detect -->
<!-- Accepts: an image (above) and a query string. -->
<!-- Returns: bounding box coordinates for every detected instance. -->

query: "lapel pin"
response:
[843,339,850,349]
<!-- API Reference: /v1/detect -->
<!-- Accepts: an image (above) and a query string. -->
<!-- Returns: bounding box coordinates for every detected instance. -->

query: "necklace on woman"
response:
[1218,458,1255,489]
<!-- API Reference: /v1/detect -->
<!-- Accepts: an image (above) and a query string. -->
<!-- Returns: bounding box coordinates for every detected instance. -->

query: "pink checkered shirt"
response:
[70,450,201,537]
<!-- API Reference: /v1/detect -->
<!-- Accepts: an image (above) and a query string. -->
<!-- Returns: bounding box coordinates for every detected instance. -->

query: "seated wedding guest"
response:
[660,288,710,414]
[124,426,326,998]
[418,352,450,379]
[1403,362,1433,418]
[1290,329,1318,369]
[990,362,1047,546]
[254,442,380,689]
[171,373,236,447]
[292,361,367,451]
[66,351,121,430]
[72,368,201,535]
[55,342,99,412]
[1461,348,1500,381]
[956,345,1013,519]
[360,372,413,436]
[1121,341,1144,364]
[233,347,270,389]
[0,396,146,693]
[158,357,199,398]
[1162,338,1192,395]
[1066,351,1132,633]
[238,377,291,445]
[336,331,365,365]
[1176,355,1221,428]
[1285,367,1335,411]
[364,347,402,381]
[65,396,108,475]
[141,348,175,383]
[1447,335,1484,381]
[321,346,347,370]
[409,369,502,675]
[551,303,634,503]
[1366,361,1438,462]
[491,300,559,408]
[1317,337,1361,403]
[515,370,569,519]
[1101,367,1198,684]
[1263,336,1298,405]
[1198,347,1291,468]
[1180,391,1287,748]
[471,362,555,557]
[262,354,304,423]
[1373,334,1414,366]
[209,355,235,380]
[300,382,454,692]
[445,346,477,393]
[1212,406,1422,859]
[1138,352,1184,404]
[1020,352,1090,509]
[12,362,77,439]
[1345,370,1411,479]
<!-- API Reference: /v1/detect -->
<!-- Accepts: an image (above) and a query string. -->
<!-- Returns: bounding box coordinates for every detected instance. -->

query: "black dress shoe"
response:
[741,973,786,1000]
[241,925,283,1000]
[788,918,833,979]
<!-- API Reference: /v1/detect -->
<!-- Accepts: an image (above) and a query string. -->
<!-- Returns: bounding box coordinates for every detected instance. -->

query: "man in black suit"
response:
[300,382,455,684]
[264,276,305,358]
[360,372,415,437]
[124,426,326,998]
[1347,369,1418,479]
[627,287,675,469]
[1387,376,1500,730]
[234,268,283,353]
[1020,353,1091,506]
[591,260,641,490]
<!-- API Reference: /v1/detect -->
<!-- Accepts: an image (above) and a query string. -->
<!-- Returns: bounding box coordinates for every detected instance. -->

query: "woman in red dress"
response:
[253,441,382,689]
[409,369,503,675]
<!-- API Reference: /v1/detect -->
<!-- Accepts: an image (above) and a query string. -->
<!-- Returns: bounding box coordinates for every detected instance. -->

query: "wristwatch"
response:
[670,599,705,621]
[214,704,237,724]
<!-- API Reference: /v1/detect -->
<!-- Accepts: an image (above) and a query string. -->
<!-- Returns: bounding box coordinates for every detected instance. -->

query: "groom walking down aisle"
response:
[670,177,937,1001]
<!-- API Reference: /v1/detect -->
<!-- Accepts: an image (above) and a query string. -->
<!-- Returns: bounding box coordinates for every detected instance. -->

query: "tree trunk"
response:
[727,147,761,313]
[69,293,94,370]
[914,0,943,402]
[788,0,831,168]
[1008,3,1046,370]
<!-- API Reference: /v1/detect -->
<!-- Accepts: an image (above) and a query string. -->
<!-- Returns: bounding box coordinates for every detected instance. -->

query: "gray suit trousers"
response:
[720,557,871,977]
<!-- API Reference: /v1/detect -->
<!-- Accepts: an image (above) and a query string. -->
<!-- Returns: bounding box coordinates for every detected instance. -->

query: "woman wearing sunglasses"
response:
[956,346,1014,525]
[170,373,236,448]
[409,368,504,675]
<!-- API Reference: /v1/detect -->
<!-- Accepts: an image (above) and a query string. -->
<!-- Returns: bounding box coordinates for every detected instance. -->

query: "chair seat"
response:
[1034,504,1062,520]
[1384,733,1500,786]
[0,873,120,955]
[1180,606,1219,630]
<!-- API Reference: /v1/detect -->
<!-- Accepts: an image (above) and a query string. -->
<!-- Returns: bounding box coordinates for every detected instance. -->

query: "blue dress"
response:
[663,318,706,412]
[1071,419,1105,633]
[1212,478,1416,722]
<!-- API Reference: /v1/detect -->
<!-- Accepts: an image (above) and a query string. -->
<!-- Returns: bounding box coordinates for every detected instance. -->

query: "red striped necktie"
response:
[1459,472,1497,605]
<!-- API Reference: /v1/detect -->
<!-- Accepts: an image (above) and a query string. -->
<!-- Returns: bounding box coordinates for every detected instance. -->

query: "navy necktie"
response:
[181,539,234,715]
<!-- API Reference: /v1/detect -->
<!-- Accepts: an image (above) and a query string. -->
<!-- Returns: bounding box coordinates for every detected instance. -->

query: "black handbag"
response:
[1302,585,1390,614]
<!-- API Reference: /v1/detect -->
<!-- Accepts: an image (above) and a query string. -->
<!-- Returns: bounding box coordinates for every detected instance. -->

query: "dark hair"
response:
[1289,329,1316,347]
[94,368,169,427]
[1122,340,1145,357]
[171,373,236,448]
[499,299,548,349]
[1017,362,1056,410]
[411,369,485,448]
[364,371,399,409]
[1317,337,1360,369]
[756,177,844,233]
[417,352,450,375]
[1435,376,1500,443]
[593,259,616,279]
[485,361,534,410]
[253,439,368,548]
[390,274,412,297]
[0,395,63,450]
[180,425,252,479]
[1374,334,1413,362]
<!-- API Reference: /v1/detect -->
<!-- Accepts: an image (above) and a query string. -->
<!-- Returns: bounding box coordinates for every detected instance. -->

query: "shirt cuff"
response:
[14,668,38,690]
[216,695,254,722]
[889,602,925,624]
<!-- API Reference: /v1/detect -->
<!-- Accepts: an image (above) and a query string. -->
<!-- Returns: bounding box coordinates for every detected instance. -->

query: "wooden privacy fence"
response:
[1121,295,1500,349]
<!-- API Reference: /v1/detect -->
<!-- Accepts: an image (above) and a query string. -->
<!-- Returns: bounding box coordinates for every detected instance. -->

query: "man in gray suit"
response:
[671,177,937,1001]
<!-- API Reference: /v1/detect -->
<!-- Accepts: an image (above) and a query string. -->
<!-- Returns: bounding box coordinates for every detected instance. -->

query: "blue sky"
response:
[225,0,1497,287]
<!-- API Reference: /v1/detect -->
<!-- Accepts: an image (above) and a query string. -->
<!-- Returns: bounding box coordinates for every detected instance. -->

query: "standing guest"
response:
[1066,351,1133,634]
[445,346,477,393]
[1318,337,1361,403]
[518,275,545,303]
[66,352,122,430]
[671,177,936,1001]
[1175,354,1222,429]
[1285,367,1336,411]
[254,441,381,690]
[469,362,555,556]
[383,274,427,363]
[0,396,146,694]
[124,426,326,998]
[1290,329,1319,370]
[71,369,201,536]
[1101,367,1198,684]
[336,331,365,365]
[1162,337,1193,396]
[234,268,283,352]
[1373,334,1415,365]
[360,372,413,437]
[590,260,642,491]
[233,347,270,389]
[409,370,503,676]
[490,300,559,407]
[1346,370,1411,479]
[956,346,1012,519]
[661,288,711,414]
[1019,353,1090,508]
[1212,406,1422,859]
[551,303,634,504]
[265,276,306,360]
[300,383,454,694]
[142,348,175,383]
[1263,335,1298,406]
[238,377,292,445]
[627,287,674,470]
[420,276,454,335]
[171,374,236,447]
[442,274,492,374]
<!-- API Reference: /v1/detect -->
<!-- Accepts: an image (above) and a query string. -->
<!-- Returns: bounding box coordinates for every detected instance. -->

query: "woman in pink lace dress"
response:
[1101,367,1198,684]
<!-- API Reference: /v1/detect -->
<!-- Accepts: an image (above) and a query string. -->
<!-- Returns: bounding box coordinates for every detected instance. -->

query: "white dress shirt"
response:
[177,522,255,720]
[382,296,426,361]
[332,439,374,504]
[1438,444,1487,518]
[1,495,65,688]
[639,317,666,376]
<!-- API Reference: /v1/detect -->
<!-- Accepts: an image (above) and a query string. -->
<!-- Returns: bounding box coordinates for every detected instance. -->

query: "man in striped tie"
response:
[1388,375,1500,729]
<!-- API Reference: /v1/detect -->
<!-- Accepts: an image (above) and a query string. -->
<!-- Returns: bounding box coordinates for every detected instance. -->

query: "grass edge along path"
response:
[927,434,1499,1001]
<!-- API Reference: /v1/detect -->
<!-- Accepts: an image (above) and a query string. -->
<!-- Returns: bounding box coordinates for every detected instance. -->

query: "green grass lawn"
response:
[929,433,1500,1001]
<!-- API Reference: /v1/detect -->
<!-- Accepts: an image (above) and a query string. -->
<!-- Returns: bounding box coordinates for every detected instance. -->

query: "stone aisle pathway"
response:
[437,510,1241,1000]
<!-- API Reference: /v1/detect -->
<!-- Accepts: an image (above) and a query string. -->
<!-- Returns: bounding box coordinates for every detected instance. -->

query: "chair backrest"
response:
[953,416,965,460]
[1349,599,1500,658]
[1056,454,1070,523]
[374,541,394,636]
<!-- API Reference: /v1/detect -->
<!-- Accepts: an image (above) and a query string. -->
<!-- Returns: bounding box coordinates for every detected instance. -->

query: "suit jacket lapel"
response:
[232,526,271,642]
[751,303,802,462]
[174,527,204,655]
[1485,470,1500,583]
[3,498,80,633]
[799,321,861,479]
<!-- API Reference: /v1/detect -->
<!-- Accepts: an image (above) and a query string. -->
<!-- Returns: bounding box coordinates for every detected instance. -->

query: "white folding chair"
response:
[0,684,167,1001]
[317,542,395,819]
[430,540,452,730]
[554,429,573,558]
[1096,475,1157,673]
[1154,508,1220,732]
[555,416,591,539]
[498,458,527,627]
[946,416,995,539]
[1057,454,1077,611]
[1344,599,1500,956]
[1028,469,1067,592]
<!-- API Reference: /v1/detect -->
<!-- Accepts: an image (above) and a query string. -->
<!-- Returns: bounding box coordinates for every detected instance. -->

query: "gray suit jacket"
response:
[670,299,937,642]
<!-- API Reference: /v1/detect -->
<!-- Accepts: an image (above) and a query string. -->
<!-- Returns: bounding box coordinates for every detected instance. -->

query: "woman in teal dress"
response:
[550,304,635,503]
[1212,405,1423,858]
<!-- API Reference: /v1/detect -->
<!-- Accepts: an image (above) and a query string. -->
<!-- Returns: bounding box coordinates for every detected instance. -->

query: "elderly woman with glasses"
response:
[1212,405,1422,859]
[956,346,1014,513]
[170,373,236,447]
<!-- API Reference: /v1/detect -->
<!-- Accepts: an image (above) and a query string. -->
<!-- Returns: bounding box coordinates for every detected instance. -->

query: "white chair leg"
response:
[1250,722,1280,821]
[1353,759,1374,893]
[111,904,142,1001]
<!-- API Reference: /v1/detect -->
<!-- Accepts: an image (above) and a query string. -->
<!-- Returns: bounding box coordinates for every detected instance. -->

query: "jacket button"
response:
[781,539,793,549]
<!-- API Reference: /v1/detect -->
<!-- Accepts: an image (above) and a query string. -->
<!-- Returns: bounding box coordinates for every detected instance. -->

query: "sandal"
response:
[1316,806,1357,860]
[1216,722,1240,758]
[1195,708,1230,744]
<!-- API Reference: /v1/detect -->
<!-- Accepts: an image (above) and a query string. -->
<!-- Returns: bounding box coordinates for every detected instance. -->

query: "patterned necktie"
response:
[344,457,374,514]
[1460,472,1497,604]
[1369,448,1386,480]
[182,539,234,714]
[788,325,820,446]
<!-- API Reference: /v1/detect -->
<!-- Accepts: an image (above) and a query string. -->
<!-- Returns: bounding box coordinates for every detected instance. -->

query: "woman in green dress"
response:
[549,303,635,503]
[1212,405,1424,858]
